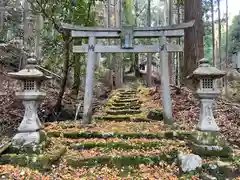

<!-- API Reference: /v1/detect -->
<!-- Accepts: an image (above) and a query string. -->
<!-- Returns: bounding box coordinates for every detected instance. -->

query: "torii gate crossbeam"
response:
[61,20,194,125]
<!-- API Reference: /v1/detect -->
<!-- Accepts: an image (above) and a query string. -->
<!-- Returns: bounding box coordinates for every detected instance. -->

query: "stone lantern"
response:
[189,58,232,157]
[8,55,51,152]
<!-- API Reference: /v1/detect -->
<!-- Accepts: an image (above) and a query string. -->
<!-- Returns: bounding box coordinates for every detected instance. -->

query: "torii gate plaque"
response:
[61,20,195,124]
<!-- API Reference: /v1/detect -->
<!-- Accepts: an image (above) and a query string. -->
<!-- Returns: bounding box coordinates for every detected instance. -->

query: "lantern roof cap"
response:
[190,58,226,78]
[8,54,51,80]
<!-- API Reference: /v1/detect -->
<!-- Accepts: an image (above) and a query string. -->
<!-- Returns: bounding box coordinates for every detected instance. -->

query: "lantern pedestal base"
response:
[10,130,48,154]
[189,131,232,157]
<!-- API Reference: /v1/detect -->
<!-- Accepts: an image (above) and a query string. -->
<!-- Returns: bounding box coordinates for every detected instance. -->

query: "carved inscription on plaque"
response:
[160,44,167,51]
[88,45,95,51]
[203,104,213,125]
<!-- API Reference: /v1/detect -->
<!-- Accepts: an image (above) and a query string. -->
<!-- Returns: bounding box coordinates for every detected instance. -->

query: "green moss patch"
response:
[8,140,50,155]
[106,109,142,115]
[114,98,138,103]
[189,131,224,146]
[188,131,233,157]
[47,130,191,141]
[94,115,149,122]
[147,109,164,121]
[0,143,66,170]
[189,142,233,158]
[109,105,141,110]
[111,102,140,107]
[65,150,179,168]
[70,141,165,150]
[117,89,136,92]
[117,95,137,99]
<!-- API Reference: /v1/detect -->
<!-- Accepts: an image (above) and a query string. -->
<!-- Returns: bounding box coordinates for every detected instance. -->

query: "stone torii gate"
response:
[61,20,194,124]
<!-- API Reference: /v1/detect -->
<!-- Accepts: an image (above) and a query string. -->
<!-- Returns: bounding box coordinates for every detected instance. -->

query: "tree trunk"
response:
[114,54,122,88]
[211,0,216,66]
[182,0,204,89]
[113,0,122,89]
[71,53,82,96]
[224,0,229,93]
[55,31,71,113]
[217,0,222,88]
[134,54,140,77]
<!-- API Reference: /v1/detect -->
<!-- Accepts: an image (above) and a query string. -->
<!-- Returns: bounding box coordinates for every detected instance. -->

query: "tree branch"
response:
[27,0,61,33]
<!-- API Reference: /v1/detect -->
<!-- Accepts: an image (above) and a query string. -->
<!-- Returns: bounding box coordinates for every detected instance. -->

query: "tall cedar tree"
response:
[182,0,204,89]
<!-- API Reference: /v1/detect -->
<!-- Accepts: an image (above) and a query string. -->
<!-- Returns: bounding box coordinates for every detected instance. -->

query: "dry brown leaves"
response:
[149,85,240,147]
[0,65,110,136]
[45,121,167,134]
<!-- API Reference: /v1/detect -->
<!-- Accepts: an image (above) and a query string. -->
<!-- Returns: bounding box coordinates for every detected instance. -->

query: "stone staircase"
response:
[0,88,239,179]
[105,89,141,115]
[94,89,149,122]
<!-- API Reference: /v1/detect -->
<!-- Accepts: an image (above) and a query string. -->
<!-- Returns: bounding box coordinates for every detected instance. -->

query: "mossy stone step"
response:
[111,102,140,107]
[109,106,141,110]
[116,93,137,97]
[117,89,137,93]
[65,150,178,168]
[0,145,66,170]
[117,91,137,95]
[47,130,191,140]
[94,115,149,122]
[114,98,139,103]
[106,109,142,115]
[119,92,136,95]
[116,96,137,100]
[70,141,164,150]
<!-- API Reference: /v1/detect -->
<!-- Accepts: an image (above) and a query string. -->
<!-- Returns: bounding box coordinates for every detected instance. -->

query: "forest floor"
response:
[0,87,240,179]
[0,64,110,136]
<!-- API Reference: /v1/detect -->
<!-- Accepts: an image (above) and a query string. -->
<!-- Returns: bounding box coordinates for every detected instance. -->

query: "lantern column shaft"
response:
[198,98,219,131]
[17,100,43,132]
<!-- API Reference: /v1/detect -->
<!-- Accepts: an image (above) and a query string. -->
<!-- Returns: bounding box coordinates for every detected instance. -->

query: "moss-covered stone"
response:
[47,131,62,138]
[47,130,191,140]
[109,105,141,110]
[117,95,137,99]
[117,89,136,93]
[9,130,49,154]
[190,144,232,157]
[8,140,50,154]
[70,141,164,150]
[189,131,233,157]
[118,90,136,93]
[114,98,138,103]
[0,145,66,170]
[94,114,149,122]
[65,150,178,168]
[111,102,140,107]
[199,161,240,179]
[147,109,164,121]
[190,131,223,146]
[216,161,235,177]
[106,109,142,115]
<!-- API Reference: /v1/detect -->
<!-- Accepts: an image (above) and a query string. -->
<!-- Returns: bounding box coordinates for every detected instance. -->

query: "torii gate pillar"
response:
[82,36,96,124]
